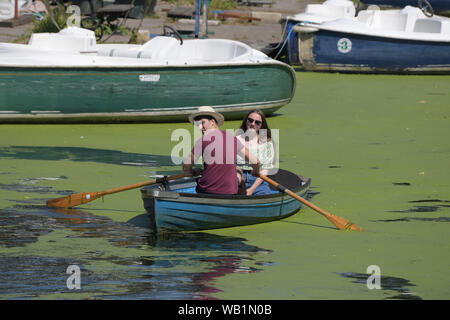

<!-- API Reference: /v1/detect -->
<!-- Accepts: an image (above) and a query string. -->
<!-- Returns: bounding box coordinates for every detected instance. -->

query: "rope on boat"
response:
[274,22,302,60]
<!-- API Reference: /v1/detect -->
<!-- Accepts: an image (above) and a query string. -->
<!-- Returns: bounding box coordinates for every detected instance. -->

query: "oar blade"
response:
[326,214,364,231]
[46,192,101,209]
[259,174,364,231]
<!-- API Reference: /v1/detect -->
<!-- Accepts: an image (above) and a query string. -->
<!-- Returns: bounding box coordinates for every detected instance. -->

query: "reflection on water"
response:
[372,217,450,223]
[337,272,422,300]
[0,180,73,196]
[371,199,450,223]
[0,204,270,299]
[0,146,177,167]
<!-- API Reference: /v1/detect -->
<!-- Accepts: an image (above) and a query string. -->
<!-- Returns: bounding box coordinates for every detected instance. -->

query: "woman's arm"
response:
[246,141,274,195]
[246,169,268,195]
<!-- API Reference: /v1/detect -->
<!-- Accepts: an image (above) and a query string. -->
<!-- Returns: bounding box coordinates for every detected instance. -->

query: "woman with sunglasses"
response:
[236,110,275,196]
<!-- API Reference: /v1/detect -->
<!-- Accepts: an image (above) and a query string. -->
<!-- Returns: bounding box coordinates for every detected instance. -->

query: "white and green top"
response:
[236,136,275,171]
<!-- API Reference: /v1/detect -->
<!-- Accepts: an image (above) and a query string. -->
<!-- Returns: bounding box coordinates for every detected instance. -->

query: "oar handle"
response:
[98,172,190,197]
[47,172,191,209]
[259,174,320,211]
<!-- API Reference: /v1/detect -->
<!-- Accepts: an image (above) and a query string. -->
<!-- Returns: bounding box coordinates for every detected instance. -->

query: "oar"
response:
[46,172,190,209]
[259,174,364,231]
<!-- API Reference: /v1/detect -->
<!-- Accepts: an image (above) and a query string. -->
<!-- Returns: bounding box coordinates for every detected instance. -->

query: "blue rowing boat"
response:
[140,169,310,233]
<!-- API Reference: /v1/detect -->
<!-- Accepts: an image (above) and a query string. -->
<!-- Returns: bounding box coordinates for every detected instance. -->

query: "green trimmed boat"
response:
[0,27,296,123]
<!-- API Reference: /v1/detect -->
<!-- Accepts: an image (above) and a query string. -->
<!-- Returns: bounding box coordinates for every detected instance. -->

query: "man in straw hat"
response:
[183,106,260,195]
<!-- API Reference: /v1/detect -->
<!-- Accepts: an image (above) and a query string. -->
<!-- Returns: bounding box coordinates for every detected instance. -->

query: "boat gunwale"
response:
[0,56,294,69]
[304,21,450,43]
[0,100,290,123]
[141,174,311,204]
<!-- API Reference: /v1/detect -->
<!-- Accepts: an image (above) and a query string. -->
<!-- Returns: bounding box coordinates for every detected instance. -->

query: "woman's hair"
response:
[238,109,272,142]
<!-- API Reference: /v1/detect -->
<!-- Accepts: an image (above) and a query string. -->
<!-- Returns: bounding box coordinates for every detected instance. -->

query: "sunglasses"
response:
[247,117,262,126]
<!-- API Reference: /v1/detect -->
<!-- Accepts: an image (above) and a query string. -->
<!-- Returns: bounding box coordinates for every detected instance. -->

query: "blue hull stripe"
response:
[154,194,304,232]
[310,30,450,71]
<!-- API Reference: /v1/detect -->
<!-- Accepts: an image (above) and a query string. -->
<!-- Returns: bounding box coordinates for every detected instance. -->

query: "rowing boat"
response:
[0,26,296,123]
[140,169,310,233]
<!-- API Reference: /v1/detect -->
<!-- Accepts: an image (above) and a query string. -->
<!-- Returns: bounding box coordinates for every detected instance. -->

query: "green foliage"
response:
[165,0,195,5]
[209,0,238,10]
[165,0,238,10]
[32,4,68,33]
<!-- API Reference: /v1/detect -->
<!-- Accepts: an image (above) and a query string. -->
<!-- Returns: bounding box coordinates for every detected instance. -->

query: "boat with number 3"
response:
[282,1,450,74]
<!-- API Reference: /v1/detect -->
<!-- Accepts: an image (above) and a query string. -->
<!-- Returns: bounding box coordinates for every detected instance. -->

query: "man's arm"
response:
[182,152,195,175]
[183,151,203,176]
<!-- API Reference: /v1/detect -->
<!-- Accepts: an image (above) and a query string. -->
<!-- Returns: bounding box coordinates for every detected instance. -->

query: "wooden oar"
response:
[46,173,190,209]
[259,174,364,231]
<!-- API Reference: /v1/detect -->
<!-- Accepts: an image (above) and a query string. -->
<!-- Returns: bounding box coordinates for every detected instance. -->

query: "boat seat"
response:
[302,1,355,19]
[176,39,251,61]
[138,36,181,59]
[358,10,408,31]
[97,36,255,62]
[159,169,305,196]
[413,19,442,33]
[96,36,180,59]
[0,0,14,21]
[139,38,252,62]
[97,44,142,58]
[28,27,97,53]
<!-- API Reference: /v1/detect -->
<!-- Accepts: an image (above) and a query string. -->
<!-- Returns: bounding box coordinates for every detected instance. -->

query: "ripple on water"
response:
[0,204,273,299]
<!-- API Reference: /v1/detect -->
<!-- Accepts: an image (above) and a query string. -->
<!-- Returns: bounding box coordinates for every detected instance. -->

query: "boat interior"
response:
[291,0,356,22]
[142,169,310,199]
[25,27,264,63]
[290,1,449,38]
[355,6,448,34]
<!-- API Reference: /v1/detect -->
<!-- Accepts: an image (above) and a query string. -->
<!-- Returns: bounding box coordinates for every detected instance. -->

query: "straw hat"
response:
[188,106,224,126]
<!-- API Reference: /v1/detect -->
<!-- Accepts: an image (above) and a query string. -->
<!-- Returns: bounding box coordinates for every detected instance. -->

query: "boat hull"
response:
[0,63,296,123]
[141,171,310,233]
[299,30,450,74]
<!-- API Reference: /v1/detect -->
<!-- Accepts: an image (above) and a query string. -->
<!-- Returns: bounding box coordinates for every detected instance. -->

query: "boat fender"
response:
[293,25,319,33]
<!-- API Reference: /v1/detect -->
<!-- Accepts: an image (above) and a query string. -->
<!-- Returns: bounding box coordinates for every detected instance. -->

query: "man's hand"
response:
[251,161,260,177]
[192,167,203,176]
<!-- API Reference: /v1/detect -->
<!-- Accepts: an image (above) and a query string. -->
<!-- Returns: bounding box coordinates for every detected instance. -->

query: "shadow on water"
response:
[0,177,74,196]
[0,203,271,299]
[372,199,450,223]
[337,272,422,300]
[0,146,177,167]
[280,189,337,230]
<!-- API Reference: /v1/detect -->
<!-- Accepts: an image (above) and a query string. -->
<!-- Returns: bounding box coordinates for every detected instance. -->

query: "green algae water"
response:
[0,72,449,300]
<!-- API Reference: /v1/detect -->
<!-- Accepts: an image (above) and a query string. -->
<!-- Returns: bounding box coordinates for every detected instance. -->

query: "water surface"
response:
[0,72,449,299]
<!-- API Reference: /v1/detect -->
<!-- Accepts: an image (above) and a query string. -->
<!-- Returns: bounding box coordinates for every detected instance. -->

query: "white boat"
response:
[365,1,450,15]
[281,0,357,63]
[0,27,296,123]
[291,5,450,74]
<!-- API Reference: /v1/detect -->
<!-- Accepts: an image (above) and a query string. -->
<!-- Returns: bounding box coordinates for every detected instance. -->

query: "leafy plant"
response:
[32,2,68,33]
[209,0,238,10]
[165,0,238,10]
